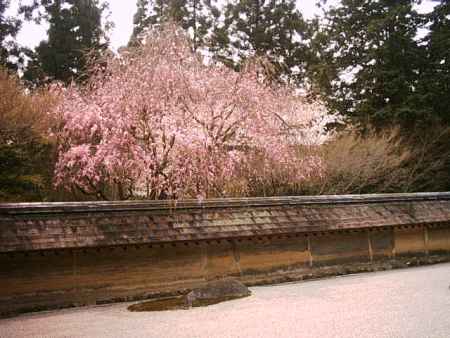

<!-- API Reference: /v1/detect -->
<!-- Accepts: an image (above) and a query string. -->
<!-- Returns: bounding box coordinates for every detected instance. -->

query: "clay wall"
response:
[1,193,450,316]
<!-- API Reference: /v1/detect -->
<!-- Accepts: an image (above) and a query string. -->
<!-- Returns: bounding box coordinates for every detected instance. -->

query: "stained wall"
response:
[1,193,450,316]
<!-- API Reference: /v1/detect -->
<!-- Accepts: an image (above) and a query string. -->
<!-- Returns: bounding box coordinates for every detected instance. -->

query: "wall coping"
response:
[2,192,450,253]
[2,192,450,215]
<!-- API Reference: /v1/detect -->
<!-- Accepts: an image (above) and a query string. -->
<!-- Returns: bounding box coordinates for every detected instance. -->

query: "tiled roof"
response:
[1,192,450,253]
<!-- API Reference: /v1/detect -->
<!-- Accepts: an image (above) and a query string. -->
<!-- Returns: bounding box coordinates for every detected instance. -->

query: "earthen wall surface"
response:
[1,193,450,316]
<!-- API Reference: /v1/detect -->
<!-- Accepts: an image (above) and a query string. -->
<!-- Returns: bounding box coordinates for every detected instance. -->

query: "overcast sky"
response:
[13,0,436,51]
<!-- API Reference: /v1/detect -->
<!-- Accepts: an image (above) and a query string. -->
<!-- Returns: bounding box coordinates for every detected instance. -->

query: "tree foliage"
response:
[309,0,426,130]
[418,0,450,125]
[21,0,110,85]
[53,25,327,200]
[0,0,24,71]
[130,0,215,50]
[129,0,312,85]
[3,1,450,200]
[209,0,311,84]
[0,67,55,201]
[300,127,450,195]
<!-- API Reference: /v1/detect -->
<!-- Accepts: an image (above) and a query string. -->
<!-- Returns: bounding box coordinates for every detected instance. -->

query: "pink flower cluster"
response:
[52,25,327,200]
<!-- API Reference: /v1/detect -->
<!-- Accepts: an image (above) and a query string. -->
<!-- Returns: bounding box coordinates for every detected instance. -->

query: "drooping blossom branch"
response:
[52,24,329,200]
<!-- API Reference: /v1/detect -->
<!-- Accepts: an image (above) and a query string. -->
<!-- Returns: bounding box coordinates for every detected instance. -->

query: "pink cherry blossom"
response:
[52,24,328,200]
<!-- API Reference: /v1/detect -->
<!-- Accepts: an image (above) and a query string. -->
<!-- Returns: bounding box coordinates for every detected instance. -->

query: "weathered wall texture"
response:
[1,193,450,316]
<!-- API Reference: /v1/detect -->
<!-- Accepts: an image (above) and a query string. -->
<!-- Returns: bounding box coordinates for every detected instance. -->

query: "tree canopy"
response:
[309,0,425,130]
[52,25,327,200]
[129,0,216,50]
[0,0,23,71]
[21,0,110,85]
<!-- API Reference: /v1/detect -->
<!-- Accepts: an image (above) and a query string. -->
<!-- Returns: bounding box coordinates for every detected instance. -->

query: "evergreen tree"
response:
[311,0,425,130]
[129,0,310,85]
[130,0,214,50]
[22,0,109,85]
[0,0,23,71]
[129,0,150,46]
[209,0,311,84]
[419,0,450,124]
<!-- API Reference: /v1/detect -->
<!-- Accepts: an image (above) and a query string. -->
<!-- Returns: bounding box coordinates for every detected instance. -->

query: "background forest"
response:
[1,0,450,202]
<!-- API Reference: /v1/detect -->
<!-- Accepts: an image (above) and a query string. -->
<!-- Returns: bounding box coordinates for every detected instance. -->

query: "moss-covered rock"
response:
[186,278,251,307]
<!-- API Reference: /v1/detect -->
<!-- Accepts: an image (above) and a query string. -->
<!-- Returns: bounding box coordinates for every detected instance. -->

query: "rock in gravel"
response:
[128,278,251,312]
[186,278,251,307]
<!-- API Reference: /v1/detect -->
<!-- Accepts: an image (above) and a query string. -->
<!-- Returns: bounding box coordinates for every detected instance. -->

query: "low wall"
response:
[1,193,450,316]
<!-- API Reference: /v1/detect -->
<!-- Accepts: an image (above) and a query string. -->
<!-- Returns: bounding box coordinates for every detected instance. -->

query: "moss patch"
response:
[128,296,189,311]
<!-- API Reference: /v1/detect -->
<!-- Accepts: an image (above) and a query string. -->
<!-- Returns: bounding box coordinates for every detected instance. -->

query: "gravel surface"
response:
[1,263,450,338]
